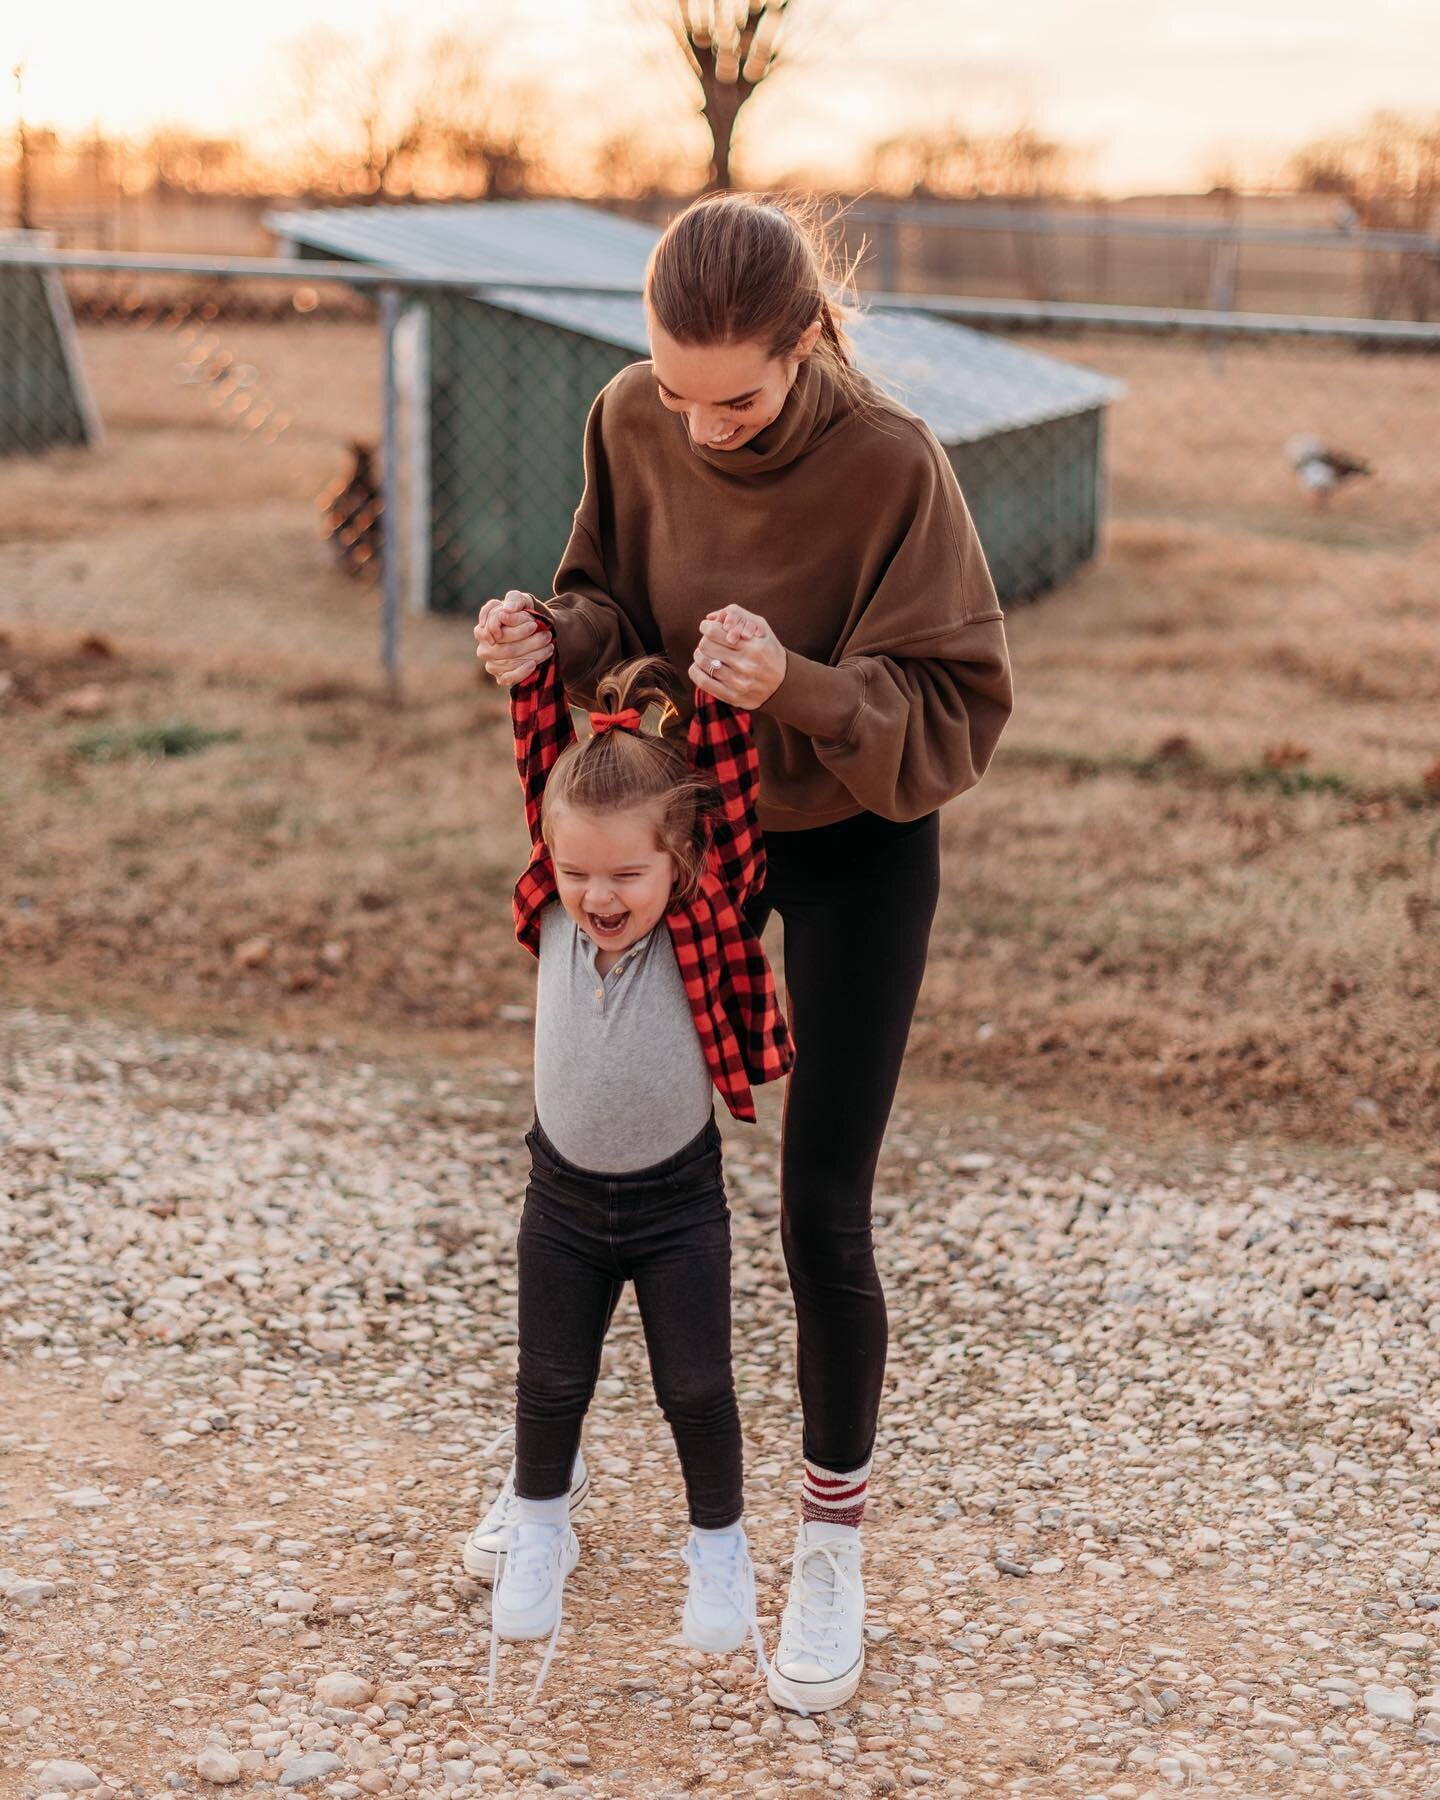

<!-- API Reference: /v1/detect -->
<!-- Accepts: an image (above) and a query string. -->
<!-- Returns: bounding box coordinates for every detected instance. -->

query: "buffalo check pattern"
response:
[510,608,795,1122]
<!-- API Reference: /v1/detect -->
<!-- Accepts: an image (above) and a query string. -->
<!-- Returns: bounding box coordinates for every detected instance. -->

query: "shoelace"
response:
[488,1522,569,1708]
[482,1422,517,1464]
[781,1538,864,1676]
[680,1538,771,1683]
[470,1426,518,1544]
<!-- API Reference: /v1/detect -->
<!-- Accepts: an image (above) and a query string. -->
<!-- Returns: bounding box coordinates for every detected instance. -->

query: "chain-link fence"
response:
[1,242,1437,698]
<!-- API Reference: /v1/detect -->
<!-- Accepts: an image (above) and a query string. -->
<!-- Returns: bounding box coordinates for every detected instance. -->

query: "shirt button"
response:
[594,987,603,999]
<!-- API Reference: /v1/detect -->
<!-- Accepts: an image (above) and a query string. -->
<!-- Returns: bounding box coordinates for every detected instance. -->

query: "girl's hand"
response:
[692,605,786,708]
[474,590,554,687]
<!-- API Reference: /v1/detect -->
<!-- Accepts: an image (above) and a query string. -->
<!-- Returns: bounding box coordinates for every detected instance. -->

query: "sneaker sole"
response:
[462,1472,591,1582]
[490,1532,582,1641]
[765,1647,865,1714]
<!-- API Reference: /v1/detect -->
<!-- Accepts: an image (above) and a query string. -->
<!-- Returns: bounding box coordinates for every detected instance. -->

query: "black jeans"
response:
[743,808,941,1475]
[514,1109,743,1529]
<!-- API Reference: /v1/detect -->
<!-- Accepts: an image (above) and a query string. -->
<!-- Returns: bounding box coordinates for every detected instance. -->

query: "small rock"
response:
[3,1578,57,1607]
[195,1748,242,1785]
[786,1716,822,1741]
[943,1692,982,1718]
[314,1673,374,1708]
[279,1751,344,1787]
[270,1590,317,1615]
[1365,1685,1416,1723]
[57,684,109,718]
[34,1765,101,1793]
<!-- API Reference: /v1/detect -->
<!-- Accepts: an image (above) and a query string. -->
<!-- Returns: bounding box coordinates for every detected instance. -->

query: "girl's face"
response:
[548,802,678,955]
[647,312,823,453]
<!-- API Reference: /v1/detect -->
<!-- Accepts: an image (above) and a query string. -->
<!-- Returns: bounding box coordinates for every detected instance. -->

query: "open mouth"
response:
[586,910,630,938]
[706,424,746,448]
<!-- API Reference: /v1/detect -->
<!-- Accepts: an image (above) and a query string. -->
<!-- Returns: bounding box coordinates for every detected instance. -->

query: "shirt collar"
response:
[576,917,659,971]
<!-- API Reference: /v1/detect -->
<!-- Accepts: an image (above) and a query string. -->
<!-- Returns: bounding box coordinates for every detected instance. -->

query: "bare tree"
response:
[12,62,34,229]
[285,26,432,199]
[673,3,788,191]
[1289,111,1440,318]
[277,23,547,201]
[592,127,692,199]
[866,120,1073,201]
[421,33,542,199]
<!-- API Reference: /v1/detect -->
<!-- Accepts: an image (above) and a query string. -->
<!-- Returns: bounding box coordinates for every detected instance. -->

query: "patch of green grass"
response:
[1234,766,1351,800]
[1002,743,1436,810]
[71,721,243,763]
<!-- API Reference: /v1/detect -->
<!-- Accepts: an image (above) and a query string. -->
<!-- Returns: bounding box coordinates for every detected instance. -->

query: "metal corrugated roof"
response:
[267,200,1119,439]
[267,198,657,282]
[848,309,1122,442]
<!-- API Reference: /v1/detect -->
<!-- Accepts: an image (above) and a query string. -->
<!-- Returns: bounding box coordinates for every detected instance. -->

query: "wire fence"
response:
[1,241,1437,703]
[838,201,1440,322]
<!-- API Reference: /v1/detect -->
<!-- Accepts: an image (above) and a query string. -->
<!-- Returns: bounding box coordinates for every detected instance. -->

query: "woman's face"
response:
[647,312,822,453]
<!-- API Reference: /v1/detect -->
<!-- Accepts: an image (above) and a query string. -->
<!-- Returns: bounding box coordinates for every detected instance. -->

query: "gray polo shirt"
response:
[533,901,715,1174]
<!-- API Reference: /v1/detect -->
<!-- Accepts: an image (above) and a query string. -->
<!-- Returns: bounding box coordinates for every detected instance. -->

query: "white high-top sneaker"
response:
[488,1519,580,1705]
[766,1520,865,1714]
[462,1429,590,1582]
[681,1525,769,1674]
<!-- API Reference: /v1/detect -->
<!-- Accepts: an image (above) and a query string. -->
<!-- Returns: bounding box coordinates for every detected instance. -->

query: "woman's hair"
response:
[645,191,878,414]
[540,655,721,906]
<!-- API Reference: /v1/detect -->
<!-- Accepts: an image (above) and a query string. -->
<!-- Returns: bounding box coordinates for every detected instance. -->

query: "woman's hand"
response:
[691,605,786,708]
[473,590,554,688]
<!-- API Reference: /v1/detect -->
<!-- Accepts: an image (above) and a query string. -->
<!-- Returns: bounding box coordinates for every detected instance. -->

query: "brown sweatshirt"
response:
[538,351,1014,833]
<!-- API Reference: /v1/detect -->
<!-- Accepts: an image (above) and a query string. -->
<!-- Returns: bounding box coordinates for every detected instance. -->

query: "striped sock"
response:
[801,1455,871,1528]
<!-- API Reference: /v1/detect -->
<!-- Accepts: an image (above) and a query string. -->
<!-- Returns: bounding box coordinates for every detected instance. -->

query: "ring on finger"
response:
[709,656,722,675]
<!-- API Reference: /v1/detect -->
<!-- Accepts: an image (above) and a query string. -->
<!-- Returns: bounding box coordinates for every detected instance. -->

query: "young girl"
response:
[481,604,793,1703]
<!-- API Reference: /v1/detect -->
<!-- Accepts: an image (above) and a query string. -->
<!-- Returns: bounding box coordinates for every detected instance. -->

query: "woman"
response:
[469,192,1014,1713]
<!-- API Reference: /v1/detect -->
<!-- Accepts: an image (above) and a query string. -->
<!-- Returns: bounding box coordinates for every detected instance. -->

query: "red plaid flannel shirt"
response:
[510,610,794,1122]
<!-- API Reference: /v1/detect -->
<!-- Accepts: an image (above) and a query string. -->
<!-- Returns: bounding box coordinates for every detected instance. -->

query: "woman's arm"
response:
[761,617,1013,822]
[753,428,1014,821]
[538,383,653,713]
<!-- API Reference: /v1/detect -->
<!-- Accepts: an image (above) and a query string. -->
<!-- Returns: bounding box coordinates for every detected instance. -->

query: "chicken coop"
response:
[0,230,102,454]
[267,200,1119,611]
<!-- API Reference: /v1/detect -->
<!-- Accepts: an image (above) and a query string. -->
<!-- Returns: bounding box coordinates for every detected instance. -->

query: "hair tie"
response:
[589,707,642,736]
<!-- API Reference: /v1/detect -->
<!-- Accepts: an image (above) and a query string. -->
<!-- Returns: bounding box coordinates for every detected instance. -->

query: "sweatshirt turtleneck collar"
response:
[684,352,850,478]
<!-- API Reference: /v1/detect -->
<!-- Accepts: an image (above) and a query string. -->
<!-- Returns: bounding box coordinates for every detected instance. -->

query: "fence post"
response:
[379,282,402,704]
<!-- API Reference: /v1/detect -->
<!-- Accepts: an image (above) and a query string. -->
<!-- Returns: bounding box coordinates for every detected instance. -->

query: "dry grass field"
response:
[2,315,1437,1167]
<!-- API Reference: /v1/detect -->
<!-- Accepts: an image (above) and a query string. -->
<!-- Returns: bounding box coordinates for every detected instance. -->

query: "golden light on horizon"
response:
[6,0,1440,198]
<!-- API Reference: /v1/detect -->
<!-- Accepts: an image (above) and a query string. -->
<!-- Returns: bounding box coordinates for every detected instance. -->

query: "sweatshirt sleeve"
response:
[759,428,1014,822]
[537,382,651,713]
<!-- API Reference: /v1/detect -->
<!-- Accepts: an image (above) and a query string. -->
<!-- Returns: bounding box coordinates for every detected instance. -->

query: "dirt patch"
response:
[2,318,1438,1166]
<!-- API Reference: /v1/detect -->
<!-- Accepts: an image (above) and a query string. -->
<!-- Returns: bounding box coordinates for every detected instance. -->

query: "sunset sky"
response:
[7,0,1439,193]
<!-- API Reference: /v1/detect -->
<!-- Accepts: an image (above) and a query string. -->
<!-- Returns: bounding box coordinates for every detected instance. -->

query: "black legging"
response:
[743,808,941,1475]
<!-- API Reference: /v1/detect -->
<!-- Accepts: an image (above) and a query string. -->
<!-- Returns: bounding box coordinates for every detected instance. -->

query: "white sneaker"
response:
[462,1428,590,1582]
[765,1520,866,1714]
[487,1520,580,1705]
[681,1525,769,1674]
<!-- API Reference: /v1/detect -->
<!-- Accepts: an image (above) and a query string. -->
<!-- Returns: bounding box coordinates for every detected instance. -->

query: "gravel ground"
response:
[3,1005,1440,1800]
